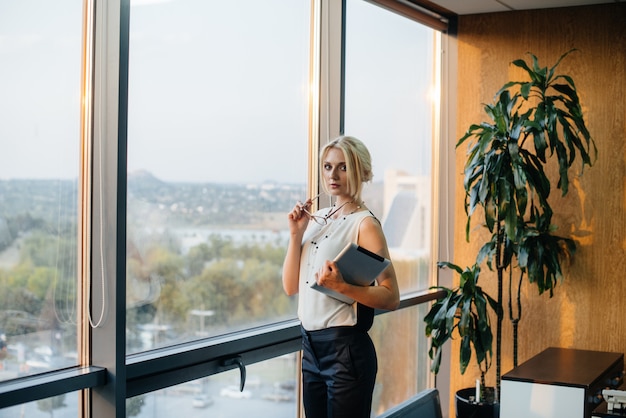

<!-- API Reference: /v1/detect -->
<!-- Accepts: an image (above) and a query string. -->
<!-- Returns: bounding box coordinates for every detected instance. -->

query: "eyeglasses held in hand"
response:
[301,194,351,226]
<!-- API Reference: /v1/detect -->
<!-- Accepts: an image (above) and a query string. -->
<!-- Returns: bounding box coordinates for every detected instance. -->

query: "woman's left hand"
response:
[316,260,345,292]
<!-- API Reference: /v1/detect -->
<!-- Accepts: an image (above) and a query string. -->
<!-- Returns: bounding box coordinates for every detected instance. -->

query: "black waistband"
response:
[301,325,367,341]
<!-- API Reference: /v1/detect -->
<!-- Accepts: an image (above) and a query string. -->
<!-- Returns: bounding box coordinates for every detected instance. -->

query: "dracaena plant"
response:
[425,262,500,399]
[425,50,596,402]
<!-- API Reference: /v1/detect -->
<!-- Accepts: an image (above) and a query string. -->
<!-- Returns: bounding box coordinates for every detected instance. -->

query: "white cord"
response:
[88,2,107,328]
[87,127,106,328]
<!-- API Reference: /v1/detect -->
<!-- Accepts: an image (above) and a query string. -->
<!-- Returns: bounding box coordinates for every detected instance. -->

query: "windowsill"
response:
[0,366,106,409]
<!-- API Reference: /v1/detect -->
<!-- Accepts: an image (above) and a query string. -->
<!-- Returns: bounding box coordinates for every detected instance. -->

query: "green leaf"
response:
[437,261,464,275]
[430,345,443,373]
[552,82,579,104]
[460,335,472,374]
[505,200,518,239]
[550,49,578,77]
[477,241,496,266]
[511,58,532,78]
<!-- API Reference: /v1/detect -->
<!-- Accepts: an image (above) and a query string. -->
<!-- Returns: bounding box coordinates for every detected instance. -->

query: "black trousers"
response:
[301,326,377,418]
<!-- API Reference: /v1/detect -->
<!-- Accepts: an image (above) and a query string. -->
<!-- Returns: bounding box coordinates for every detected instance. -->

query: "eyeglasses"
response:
[300,193,323,225]
[301,195,351,226]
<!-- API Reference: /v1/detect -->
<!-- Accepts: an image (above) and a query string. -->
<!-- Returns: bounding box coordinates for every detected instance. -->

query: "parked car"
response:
[277,379,296,391]
[262,390,293,402]
[219,385,252,399]
[191,395,213,408]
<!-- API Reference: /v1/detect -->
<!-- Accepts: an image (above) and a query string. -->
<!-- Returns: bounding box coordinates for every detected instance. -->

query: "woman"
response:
[282,136,400,418]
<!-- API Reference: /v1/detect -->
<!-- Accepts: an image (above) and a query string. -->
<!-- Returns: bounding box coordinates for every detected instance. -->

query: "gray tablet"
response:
[309,242,391,304]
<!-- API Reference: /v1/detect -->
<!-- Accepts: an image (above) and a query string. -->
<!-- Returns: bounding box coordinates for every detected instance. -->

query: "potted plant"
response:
[425,262,500,417]
[424,49,596,416]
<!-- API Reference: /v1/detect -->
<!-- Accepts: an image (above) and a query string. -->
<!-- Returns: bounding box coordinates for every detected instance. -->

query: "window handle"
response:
[220,356,246,391]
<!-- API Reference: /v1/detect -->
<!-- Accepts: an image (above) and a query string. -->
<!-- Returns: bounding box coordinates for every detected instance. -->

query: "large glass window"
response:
[0,0,83,381]
[344,0,440,411]
[0,392,79,417]
[126,354,298,418]
[126,0,311,354]
[371,304,432,414]
[344,0,437,294]
[0,1,446,415]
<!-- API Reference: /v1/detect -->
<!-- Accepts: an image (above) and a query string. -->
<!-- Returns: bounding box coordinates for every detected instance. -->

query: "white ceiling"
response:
[427,0,620,15]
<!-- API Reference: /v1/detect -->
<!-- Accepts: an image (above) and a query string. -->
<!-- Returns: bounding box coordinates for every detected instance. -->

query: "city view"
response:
[0,0,438,415]
[0,169,432,417]
[0,173,303,417]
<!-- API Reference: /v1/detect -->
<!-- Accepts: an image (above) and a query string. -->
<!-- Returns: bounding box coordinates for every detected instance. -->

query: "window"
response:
[0,1,447,416]
[370,304,433,414]
[126,0,311,354]
[343,0,441,410]
[0,392,79,417]
[0,0,84,382]
[126,354,298,418]
[344,0,438,295]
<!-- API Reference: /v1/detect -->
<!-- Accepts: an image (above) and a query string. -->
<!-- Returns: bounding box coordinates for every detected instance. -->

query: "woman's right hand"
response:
[288,198,313,235]
[283,197,317,296]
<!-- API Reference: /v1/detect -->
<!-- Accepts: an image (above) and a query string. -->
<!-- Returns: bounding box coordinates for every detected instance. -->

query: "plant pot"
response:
[455,387,499,418]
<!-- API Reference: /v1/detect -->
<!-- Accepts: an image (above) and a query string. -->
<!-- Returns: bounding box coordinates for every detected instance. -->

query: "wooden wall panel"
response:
[449,2,626,407]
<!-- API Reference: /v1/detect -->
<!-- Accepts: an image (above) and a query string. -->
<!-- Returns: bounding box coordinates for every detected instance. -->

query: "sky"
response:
[0,0,435,184]
[0,0,83,180]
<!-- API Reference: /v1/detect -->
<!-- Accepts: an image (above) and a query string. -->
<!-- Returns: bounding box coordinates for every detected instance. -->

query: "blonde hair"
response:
[320,136,373,201]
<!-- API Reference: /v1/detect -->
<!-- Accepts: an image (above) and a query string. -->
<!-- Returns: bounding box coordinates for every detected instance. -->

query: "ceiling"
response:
[425,0,620,15]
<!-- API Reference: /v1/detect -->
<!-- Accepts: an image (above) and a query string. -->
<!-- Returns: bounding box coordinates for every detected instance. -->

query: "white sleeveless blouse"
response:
[297,208,375,331]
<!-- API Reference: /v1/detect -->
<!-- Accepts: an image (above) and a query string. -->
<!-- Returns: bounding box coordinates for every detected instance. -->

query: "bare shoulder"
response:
[357,213,388,254]
[358,213,382,233]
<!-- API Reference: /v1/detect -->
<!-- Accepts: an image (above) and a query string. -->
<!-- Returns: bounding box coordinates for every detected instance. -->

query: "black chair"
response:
[377,388,443,418]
